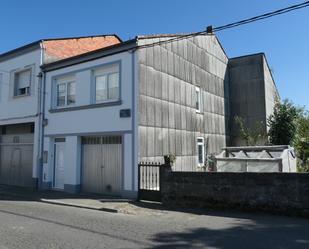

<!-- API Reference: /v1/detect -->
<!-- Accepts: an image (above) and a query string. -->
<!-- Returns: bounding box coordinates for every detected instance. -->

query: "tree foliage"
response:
[267,99,302,145]
[294,114,309,172]
[267,98,309,172]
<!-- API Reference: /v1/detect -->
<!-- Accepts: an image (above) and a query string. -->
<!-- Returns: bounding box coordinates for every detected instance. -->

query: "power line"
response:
[213,0,309,32]
[136,1,309,49]
[1,1,308,76]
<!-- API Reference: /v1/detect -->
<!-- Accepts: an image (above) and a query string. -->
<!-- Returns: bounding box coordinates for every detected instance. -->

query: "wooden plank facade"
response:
[137,34,230,171]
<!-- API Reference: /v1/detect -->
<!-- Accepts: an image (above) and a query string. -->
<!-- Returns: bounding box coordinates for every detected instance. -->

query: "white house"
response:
[0,35,121,189]
[41,41,137,196]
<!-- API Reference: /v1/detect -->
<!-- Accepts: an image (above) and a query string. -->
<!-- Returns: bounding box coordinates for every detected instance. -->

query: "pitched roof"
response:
[42,35,121,63]
[0,35,121,63]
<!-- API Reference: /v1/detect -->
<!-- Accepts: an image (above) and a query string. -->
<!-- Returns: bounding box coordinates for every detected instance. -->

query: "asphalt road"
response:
[0,198,308,249]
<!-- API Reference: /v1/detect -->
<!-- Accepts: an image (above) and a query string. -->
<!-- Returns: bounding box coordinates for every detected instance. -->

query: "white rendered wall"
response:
[43,51,137,194]
[0,49,41,120]
[0,49,42,180]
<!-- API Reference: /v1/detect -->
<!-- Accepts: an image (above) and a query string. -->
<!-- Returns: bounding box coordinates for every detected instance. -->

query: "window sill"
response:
[49,100,122,113]
[13,93,31,99]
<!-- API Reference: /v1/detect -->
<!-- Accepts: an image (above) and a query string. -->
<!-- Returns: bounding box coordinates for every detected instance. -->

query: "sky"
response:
[0,0,308,108]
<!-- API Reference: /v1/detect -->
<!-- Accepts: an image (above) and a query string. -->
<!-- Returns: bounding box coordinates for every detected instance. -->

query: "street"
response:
[0,196,308,249]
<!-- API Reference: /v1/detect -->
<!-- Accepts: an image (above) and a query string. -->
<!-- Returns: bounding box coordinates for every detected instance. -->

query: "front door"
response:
[54,142,65,190]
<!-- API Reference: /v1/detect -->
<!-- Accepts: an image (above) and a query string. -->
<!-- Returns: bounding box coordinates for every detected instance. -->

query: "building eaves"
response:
[229,52,265,61]
[42,34,122,42]
[0,40,41,63]
[0,34,122,63]
[137,33,193,39]
[41,38,137,72]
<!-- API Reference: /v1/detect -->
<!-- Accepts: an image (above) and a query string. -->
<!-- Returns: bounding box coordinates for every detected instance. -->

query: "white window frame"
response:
[195,86,202,113]
[197,137,205,166]
[55,79,76,108]
[13,68,32,97]
[93,64,120,104]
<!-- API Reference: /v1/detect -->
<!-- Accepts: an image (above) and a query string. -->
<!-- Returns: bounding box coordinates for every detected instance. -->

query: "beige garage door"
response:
[0,134,34,187]
[82,136,122,196]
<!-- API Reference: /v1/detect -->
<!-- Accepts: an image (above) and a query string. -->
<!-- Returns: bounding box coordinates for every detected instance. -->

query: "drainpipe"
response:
[36,72,43,189]
[39,70,47,189]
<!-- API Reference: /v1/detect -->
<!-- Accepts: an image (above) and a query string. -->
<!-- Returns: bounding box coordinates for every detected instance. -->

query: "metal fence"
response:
[138,162,162,202]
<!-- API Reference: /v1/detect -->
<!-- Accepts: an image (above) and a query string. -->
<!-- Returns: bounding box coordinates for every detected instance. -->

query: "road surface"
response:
[0,196,308,248]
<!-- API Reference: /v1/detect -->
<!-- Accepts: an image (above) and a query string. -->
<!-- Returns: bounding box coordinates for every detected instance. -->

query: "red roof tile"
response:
[42,36,120,63]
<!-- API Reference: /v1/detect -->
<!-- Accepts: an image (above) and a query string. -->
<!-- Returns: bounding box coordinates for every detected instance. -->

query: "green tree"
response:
[267,99,302,145]
[294,114,309,172]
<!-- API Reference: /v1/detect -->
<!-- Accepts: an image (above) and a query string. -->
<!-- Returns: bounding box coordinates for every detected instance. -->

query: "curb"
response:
[39,199,118,213]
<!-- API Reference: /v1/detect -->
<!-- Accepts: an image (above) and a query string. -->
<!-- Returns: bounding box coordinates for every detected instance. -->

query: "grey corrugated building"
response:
[137,35,278,171]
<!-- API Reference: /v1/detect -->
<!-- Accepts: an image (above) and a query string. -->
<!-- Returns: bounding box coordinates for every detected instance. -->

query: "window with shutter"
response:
[14,69,31,96]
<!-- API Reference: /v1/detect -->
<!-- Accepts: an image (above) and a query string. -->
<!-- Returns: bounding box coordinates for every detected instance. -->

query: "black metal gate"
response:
[138,162,162,202]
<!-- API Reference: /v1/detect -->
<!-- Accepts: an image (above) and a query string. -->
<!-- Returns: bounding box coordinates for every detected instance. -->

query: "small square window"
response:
[14,69,31,97]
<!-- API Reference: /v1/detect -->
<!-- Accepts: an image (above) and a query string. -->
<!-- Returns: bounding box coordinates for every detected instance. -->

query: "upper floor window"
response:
[55,77,76,107]
[195,86,201,113]
[14,69,31,97]
[93,64,120,103]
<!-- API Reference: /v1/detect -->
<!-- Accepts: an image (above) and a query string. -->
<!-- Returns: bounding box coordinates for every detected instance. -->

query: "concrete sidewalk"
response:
[0,184,168,215]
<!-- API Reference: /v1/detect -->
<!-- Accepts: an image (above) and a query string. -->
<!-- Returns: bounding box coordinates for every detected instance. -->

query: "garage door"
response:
[0,134,34,187]
[82,136,122,196]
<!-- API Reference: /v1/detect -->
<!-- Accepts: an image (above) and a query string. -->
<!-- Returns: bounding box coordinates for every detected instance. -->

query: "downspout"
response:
[131,45,138,192]
[40,71,46,189]
[36,72,43,189]
[37,42,46,189]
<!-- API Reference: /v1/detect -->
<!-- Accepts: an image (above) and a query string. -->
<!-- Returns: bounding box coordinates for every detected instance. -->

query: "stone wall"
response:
[161,168,309,216]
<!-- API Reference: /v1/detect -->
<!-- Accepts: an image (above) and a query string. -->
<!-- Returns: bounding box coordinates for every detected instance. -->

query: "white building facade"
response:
[0,36,121,189]
[0,44,43,188]
[41,41,138,197]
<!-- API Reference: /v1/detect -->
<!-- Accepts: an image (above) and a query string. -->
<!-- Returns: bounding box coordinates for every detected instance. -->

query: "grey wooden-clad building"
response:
[136,34,277,171]
[137,34,230,171]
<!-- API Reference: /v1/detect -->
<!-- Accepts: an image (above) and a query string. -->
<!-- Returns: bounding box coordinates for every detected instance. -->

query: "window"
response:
[94,64,119,103]
[195,86,201,113]
[14,69,31,96]
[56,80,76,107]
[197,137,205,166]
